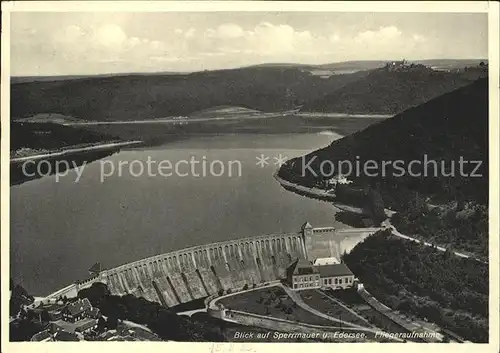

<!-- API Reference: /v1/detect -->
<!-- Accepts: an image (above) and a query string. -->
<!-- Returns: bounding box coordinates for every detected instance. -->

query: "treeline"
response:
[10,279,34,316]
[343,230,488,342]
[9,279,39,342]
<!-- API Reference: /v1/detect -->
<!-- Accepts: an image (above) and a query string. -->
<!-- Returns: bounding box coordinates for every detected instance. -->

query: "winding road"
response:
[274,172,487,264]
[381,220,487,264]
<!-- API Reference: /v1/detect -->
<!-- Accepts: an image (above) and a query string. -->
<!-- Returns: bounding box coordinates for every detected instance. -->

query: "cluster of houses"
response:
[28,298,100,341]
[322,174,353,193]
[26,297,162,342]
[285,257,357,291]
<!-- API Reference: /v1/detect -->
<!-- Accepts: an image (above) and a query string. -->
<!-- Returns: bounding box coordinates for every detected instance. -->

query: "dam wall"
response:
[47,223,381,306]
[96,232,307,306]
[305,226,382,260]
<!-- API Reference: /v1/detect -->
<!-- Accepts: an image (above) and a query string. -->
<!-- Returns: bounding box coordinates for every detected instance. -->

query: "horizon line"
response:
[10,57,489,79]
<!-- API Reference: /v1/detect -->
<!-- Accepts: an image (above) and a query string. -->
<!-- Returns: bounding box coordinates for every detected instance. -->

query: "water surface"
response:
[11,132,346,295]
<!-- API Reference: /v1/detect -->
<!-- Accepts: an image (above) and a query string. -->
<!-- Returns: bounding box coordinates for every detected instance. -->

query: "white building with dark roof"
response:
[286,258,321,290]
[286,258,356,291]
[317,263,355,289]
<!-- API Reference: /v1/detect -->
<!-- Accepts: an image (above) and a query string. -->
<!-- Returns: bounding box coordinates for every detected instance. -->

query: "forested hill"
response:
[343,231,488,342]
[280,78,488,204]
[301,66,486,114]
[279,78,488,258]
[11,67,369,121]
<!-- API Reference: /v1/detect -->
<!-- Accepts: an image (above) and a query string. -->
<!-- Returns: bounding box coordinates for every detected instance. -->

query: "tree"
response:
[107,315,118,330]
[40,310,51,323]
[97,317,106,333]
[78,282,110,307]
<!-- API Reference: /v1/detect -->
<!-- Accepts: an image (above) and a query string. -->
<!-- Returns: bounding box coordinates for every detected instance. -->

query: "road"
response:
[176,308,207,317]
[382,220,487,264]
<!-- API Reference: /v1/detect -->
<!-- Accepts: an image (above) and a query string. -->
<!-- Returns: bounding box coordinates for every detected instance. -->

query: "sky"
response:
[10,12,488,76]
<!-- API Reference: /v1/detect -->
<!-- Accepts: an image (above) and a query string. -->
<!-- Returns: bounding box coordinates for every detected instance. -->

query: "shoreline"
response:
[272,171,366,215]
[40,112,393,126]
[63,112,288,126]
[293,112,393,119]
[10,140,144,162]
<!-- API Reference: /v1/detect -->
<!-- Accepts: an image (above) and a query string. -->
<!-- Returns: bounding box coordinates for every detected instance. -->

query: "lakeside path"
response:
[273,172,487,264]
[10,140,144,163]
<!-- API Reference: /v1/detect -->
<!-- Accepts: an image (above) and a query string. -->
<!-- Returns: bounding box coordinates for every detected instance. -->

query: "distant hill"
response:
[315,60,389,72]
[301,66,486,114]
[317,59,488,71]
[414,59,488,71]
[10,71,190,84]
[11,66,368,121]
[12,61,487,121]
[251,59,488,73]
[189,105,261,118]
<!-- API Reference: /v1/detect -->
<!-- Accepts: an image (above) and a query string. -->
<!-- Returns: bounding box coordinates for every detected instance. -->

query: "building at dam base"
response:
[50,222,381,307]
[285,258,356,291]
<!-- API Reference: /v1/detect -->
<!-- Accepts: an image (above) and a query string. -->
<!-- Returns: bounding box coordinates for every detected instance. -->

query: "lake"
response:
[11,131,349,296]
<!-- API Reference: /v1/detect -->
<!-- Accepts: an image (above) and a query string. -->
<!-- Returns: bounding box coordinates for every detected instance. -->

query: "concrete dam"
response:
[48,222,381,307]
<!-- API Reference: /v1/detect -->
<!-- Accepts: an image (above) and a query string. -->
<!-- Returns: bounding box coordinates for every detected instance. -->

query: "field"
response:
[327,288,411,335]
[298,289,373,328]
[190,312,314,342]
[218,286,337,326]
